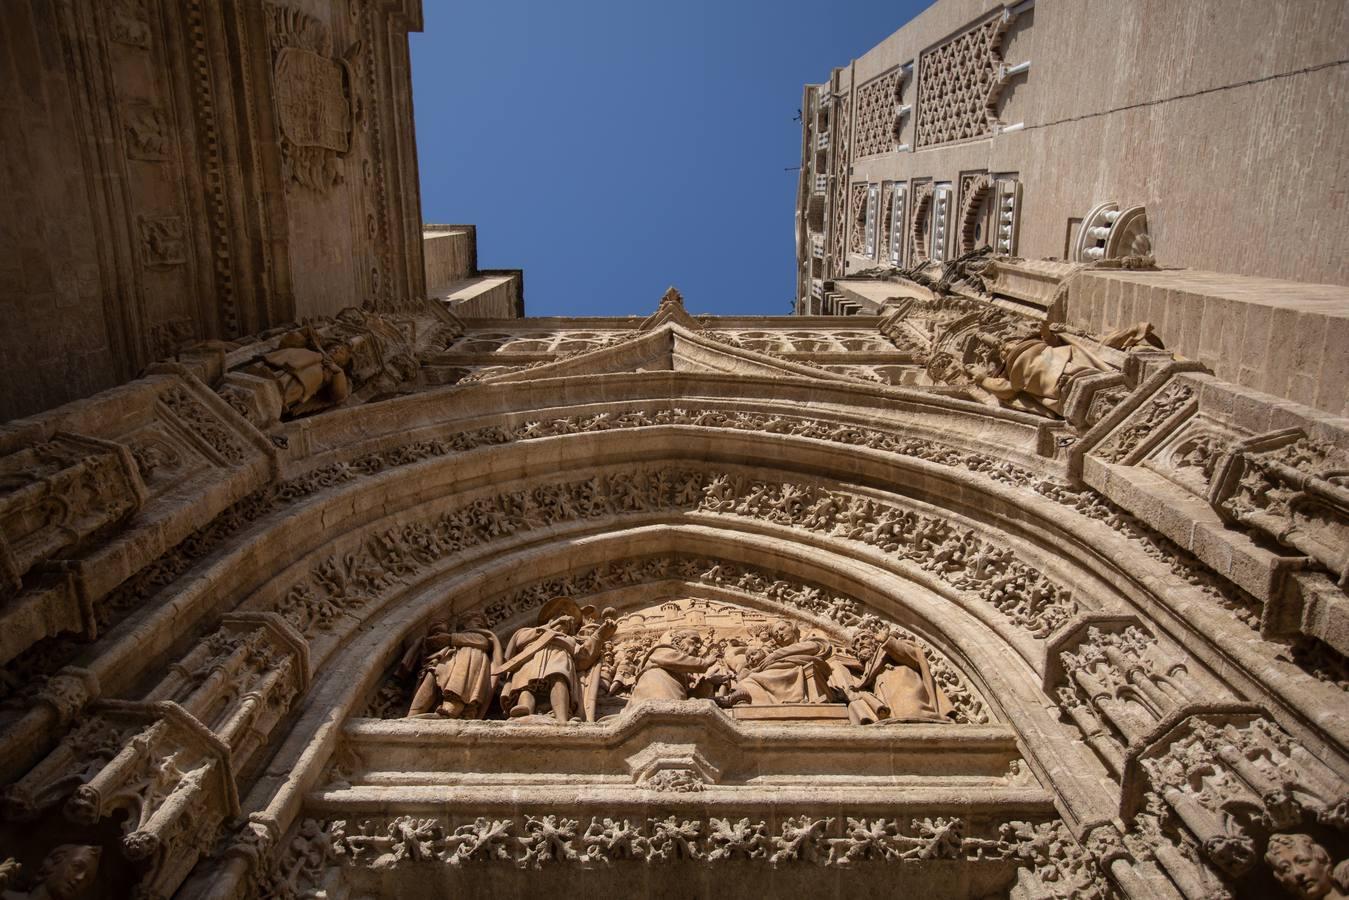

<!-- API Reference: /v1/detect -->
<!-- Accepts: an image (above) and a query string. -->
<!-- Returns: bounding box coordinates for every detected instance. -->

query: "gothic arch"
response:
[3,336,1346,898]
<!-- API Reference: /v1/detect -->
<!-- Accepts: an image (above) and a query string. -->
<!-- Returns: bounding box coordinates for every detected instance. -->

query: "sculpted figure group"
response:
[402,599,951,724]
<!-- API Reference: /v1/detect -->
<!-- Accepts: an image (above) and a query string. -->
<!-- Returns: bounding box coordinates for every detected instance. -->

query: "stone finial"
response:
[659,286,684,308]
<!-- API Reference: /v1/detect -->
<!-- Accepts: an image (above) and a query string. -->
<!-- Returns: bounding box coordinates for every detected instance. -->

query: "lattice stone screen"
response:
[852,69,901,158]
[914,12,1011,148]
[827,95,852,274]
[847,183,871,257]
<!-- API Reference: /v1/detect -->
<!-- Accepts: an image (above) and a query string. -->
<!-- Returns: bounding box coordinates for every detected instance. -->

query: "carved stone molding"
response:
[272,465,1079,644]
[1123,710,1348,892]
[1209,428,1349,588]
[0,433,146,595]
[259,811,1065,887]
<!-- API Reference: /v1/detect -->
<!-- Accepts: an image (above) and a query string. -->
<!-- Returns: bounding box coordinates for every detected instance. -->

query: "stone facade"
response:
[796,0,1349,311]
[0,0,427,423]
[0,1,1346,898]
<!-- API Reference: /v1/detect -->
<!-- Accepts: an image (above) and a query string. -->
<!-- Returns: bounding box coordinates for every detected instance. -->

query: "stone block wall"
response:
[1065,268,1349,417]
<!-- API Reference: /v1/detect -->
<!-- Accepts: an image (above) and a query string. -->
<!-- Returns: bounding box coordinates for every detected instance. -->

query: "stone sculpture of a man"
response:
[629,629,728,702]
[832,629,953,724]
[493,598,616,722]
[1265,833,1348,900]
[719,620,834,706]
[977,321,1160,417]
[401,614,502,719]
[0,845,101,900]
[247,326,353,416]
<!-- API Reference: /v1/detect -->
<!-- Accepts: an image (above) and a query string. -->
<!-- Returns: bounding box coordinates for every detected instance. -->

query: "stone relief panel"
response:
[122,101,172,161]
[914,10,1016,148]
[136,215,188,268]
[0,435,145,594]
[847,183,871,257]
[367,571,991,726]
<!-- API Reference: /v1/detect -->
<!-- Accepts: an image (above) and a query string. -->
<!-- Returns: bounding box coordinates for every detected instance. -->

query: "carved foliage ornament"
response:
[260,813,1071,887]
[274,465,1078,643]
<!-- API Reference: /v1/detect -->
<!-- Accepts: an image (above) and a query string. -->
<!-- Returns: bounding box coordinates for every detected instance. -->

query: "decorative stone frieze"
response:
[272,465,1079,645]
[261,811,1065,879]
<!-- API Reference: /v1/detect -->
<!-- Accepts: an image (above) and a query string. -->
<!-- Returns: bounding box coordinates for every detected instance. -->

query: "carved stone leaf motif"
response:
[271,813,1053,873]
[159,387,246,464]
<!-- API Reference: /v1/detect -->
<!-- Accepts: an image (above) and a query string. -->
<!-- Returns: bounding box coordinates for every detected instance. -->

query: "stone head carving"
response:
[37,844,101,900]
[670,629,702,655]
[769,621,801,647]
[456,611,488,631]
[537,597,583,634]
[851,629,883,660]
[1265,833,1341,899]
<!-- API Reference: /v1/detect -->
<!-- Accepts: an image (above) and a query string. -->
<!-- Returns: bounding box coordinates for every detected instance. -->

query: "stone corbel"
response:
[625,741,721,791]
[3,699,238,899]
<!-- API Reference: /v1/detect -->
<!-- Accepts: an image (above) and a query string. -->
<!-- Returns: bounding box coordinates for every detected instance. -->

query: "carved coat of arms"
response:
[266,5,361,192]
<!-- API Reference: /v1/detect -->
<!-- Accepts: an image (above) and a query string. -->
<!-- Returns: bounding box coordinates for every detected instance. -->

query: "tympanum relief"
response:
[391,596,958,725]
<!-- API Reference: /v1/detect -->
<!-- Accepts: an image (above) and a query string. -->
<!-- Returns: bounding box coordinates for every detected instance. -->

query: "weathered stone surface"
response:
[2,1,1347,897]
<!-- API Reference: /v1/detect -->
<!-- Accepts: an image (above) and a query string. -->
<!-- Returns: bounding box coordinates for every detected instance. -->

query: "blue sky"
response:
[411,0,927,317]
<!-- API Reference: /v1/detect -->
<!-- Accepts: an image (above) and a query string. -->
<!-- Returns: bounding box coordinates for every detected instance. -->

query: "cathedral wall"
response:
[798,0,1349,309]
[0,0,428,423]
